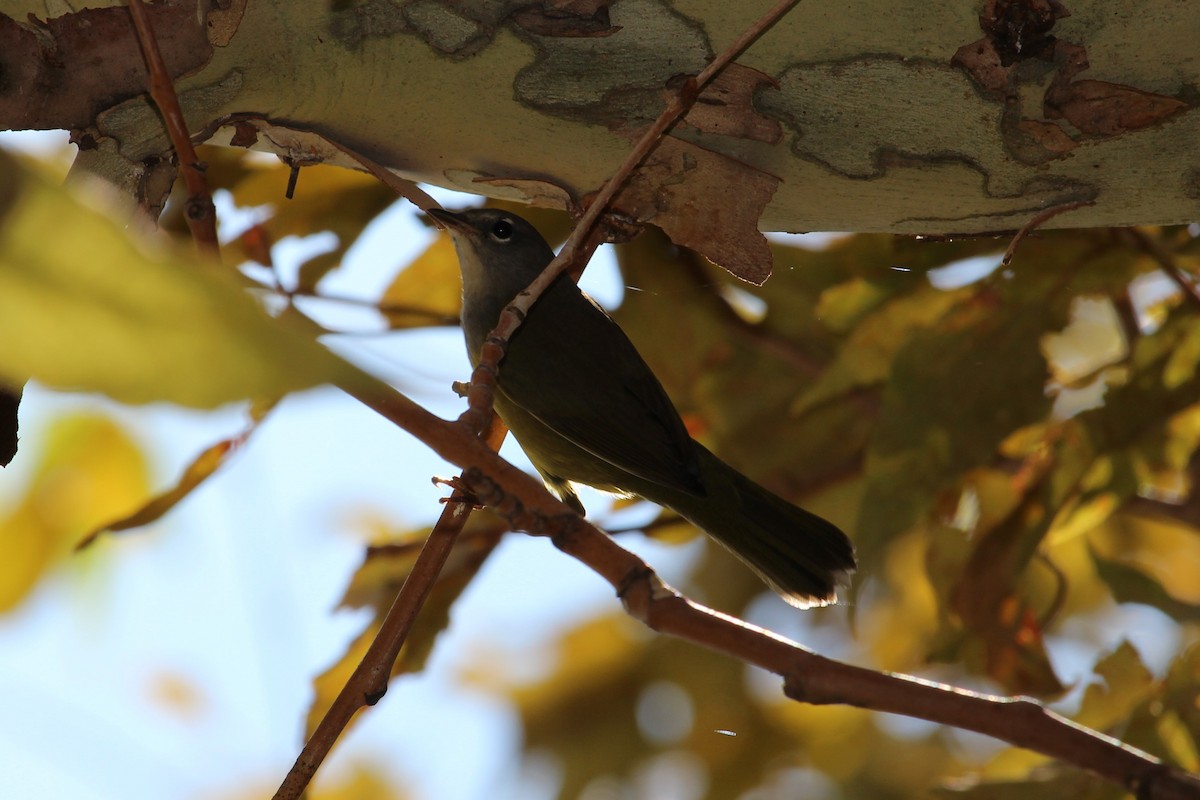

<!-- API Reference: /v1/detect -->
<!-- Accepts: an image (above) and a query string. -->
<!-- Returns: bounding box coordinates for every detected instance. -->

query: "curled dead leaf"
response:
[615,137,779,285]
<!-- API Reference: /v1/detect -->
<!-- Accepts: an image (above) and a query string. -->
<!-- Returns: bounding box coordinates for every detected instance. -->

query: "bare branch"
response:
[484,468,1200,799]
[125,0,218,254]
[1001,199,1096,268]
[272,413,509,800]
[1123,227,1200,310]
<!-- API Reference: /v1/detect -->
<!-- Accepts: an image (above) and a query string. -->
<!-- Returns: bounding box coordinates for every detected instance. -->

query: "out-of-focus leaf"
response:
[0,151,351,408]
[380,235,463,329]
[1074,641,1156,732]
[960,642,1200,797]
[305,516,504,738]
[860,292,1056,558]
[0,413,148,612]
[1042,296,1127,385]
[1158,645,1200,771]
[864,529,940,671]
[793,284,971,415]
[226,161,396,292]
[76,403,274,550]
[934,768,1113,800]
[814,278,897,333]
[1094,550,1200,620]
[310,764,412,800]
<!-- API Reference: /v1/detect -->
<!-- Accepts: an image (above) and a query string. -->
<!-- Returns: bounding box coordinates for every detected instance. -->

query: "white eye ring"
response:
[490,218,514,242]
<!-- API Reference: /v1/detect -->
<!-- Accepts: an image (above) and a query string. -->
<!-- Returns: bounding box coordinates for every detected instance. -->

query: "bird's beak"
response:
[427,207,470,233]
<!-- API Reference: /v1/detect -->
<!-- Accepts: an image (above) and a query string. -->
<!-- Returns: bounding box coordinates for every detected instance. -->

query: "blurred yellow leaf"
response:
[814,277,894,333]
[793,283,970,416]
[306,517,502,738]
[147,671,208,720]
[1164,318,1200,389]
[311,764,411,800]
[865,530,939,671]
[0,151,350,407]
[1074,641,1155,732]
[1090,512,1200,605]
[1157,711,1200,772]
[380,235,463,329]
[0,413,148,611]
[226,162,397,292]
[77,404,273,549]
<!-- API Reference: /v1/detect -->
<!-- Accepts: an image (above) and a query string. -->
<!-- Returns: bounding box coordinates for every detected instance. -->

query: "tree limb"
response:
[336,368,1200,800]
[125,0,217,253]
[272,413,508,800]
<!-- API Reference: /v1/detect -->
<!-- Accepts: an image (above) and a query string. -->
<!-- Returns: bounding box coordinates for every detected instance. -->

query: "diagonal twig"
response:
[1122,227,1200,309]
[125,0,218,254]
[1000,198,1095,268]
[272,415,508,800]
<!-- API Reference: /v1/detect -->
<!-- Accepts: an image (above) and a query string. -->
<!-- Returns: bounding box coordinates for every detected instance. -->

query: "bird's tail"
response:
[673,445,856,608]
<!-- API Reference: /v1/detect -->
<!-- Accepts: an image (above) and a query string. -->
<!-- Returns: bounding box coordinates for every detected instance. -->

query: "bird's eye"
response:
[490,219,514,242]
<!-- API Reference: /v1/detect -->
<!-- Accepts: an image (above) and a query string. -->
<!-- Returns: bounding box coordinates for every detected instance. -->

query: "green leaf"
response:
[793,283,971,416]
[859,295,1055,555]
[0,150,349,407]
[1074,640,1156,732]
[305,515,503,739]
[0,413,149,611]
[1093,548,1200,620]
[77,403,275,549]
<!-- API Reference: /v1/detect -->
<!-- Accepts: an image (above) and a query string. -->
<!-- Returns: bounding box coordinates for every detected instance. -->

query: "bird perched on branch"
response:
[430,207,855,607]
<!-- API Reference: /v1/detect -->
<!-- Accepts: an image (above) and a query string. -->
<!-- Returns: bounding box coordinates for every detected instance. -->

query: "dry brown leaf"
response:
[614,137,779,284]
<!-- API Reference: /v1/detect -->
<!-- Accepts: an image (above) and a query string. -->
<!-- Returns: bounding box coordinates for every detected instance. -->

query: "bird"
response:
[428,207,855,607]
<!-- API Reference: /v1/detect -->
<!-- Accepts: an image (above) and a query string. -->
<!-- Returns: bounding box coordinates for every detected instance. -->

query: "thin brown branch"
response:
[188,111,441,211]
[331,366,1200,800]
[1033,551,1068,631]
[125,0,218,254]
[286,287,461,327]
[1123,228,1200,310]
[455,0,804,436]
[478,466,1200,800]
[1001,199,1095,268]
[324,138,440,212]
[272,414,508,800]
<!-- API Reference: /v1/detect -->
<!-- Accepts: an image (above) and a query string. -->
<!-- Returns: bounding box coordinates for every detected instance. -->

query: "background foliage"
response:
[1,141,1198,799]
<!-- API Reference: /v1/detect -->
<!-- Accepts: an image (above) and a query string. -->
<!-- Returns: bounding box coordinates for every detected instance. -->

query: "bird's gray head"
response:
[428,207,558,359]
[428,208,554,291]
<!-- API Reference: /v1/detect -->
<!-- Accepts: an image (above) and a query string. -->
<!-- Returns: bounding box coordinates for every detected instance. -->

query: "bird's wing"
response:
[498,278,705,497]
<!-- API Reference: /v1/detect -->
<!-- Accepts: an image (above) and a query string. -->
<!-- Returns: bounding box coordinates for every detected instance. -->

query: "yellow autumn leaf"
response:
[0,150,351,408]
[380,235,463,329]
[0,413,149,612]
